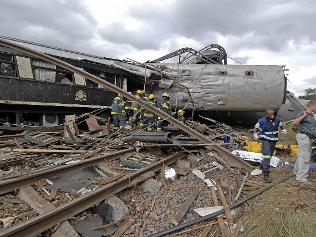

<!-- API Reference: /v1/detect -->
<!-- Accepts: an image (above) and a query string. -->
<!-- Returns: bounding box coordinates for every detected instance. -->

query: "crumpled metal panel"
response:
[151,63,286,112]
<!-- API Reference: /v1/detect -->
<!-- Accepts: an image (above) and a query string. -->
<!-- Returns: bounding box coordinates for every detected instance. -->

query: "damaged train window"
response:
[0,53,16,77]
[245,70,254,76]
[181,70,191,76]
[218,71,227,76]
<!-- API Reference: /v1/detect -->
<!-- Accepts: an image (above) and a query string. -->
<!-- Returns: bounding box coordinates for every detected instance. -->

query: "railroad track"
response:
[0,148,135,195]
[0,152,187,237]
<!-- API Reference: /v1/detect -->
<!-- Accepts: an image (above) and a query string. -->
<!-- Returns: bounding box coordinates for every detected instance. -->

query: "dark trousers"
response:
[112,114,127,128]
[141,116,156,131]
[157,119,168,130]
[261,140,276,175]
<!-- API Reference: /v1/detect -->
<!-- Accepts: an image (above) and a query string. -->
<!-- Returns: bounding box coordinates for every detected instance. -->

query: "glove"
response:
[281,129,287,135]
[253,133,259,141]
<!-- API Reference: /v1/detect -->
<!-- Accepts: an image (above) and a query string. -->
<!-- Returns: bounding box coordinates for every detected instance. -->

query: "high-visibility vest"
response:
[161,100,172,113]
[111,98,125,115]
[143,100,157,117]
[258,117,281,141]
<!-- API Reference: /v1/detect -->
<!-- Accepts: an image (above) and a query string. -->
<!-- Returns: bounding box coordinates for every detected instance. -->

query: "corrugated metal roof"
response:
[0,35,120,66]
[0,35,158,79]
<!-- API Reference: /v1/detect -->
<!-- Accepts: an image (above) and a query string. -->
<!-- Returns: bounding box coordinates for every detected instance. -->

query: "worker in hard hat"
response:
[177,108,186,123]
[140,93,158,131]
[157,92,172,131]
[136,89,145,98]
[127,90,145,126]
[111,96,127,129]
[124,93,133,122]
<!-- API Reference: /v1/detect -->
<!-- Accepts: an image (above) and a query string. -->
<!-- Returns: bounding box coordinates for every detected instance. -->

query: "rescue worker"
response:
[253,109,284,183]
[157,93,172,131]
[111,96,127,129]
[140,93,158,131]
[124,95,133,122]
[177,108,186,123]
[136,89,145,99]
[292,100,316,184]
[127,90,145,126]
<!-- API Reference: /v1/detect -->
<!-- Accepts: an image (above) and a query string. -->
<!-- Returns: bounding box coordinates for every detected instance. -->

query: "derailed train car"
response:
[0,36,287,127]
[115,45,288,124]
[149,63,287,112]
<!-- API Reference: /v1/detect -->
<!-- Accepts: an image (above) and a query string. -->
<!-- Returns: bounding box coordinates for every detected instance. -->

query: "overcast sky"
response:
[0,0,315,95]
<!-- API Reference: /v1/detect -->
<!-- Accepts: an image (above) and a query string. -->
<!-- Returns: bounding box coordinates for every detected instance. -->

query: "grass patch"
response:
[242,170,316,237]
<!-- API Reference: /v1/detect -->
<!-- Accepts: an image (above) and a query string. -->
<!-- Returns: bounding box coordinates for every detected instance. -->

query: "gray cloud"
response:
[1,0,316,62]
[125,0,316,54]
[302,76,316,85]
[99,22,162,50]
[0,0,111,56]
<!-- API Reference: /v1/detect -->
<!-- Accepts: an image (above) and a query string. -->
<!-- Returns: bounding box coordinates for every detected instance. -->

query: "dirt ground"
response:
[242,166,316,237]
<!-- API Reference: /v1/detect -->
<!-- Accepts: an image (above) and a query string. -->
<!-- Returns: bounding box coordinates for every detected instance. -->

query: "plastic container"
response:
[246,140,262,153]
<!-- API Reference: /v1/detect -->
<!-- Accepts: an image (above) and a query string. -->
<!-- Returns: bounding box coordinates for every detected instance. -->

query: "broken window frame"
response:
[0,52,17,77]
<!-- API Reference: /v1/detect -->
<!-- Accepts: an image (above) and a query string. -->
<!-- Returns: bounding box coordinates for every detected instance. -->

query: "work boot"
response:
[263,174,272,183]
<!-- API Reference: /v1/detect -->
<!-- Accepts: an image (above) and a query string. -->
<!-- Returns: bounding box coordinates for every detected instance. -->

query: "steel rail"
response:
[0,152,187,237]
[0,148,134,195]
[148,173,295,237]
[0,38,252,171]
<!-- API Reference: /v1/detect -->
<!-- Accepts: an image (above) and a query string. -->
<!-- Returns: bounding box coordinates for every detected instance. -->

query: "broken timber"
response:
[171,189,200,225]
[0,153,187,237]
[217,184,234,226]
[0,148,135,195]
[0,148,85,154]
[0,37,252,172]
[111,218,134,237]
[198,223,214,237]
[210,187,228,237]
[148,174,295,237]
[18,186,79,237]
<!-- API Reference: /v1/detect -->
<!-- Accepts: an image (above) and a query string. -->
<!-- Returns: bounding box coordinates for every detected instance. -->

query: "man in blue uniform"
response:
[254,109,284,183]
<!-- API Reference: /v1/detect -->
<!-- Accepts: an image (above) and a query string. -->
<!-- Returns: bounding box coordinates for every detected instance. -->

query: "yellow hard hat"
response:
[136,89,145,95]
[162,92,170,98]
[148,94,155,100]
[114,96,121,101]
[178,109,185,116]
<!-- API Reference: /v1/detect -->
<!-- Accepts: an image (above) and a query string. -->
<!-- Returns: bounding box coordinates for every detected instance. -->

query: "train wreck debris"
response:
[0,37,309,237]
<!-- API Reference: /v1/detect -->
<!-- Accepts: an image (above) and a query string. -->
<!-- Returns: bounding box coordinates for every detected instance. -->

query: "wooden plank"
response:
[64,115,77,141]
[235,173,249,201]
[211,187,229,237]
[0,148,85,154]
[198,223,213,237]
[171,189,200,225]
[65,125,76,143]
[112,218,134,237]
[18,186,79,237]
[217,184,234,225]
[245,179,263,185]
